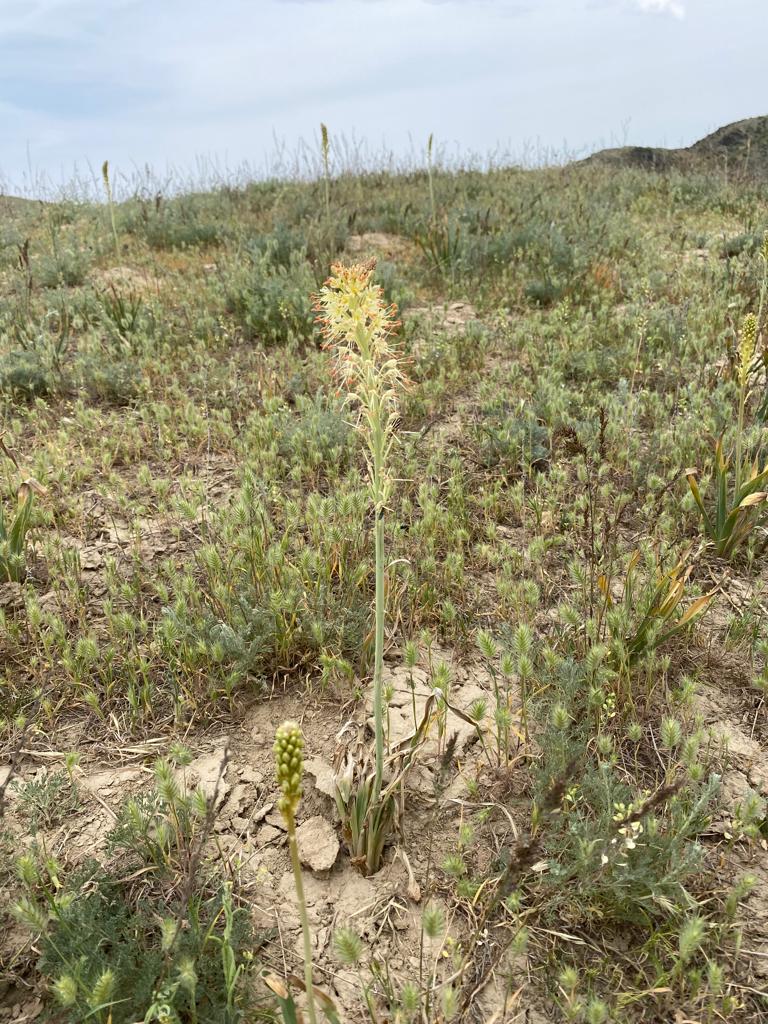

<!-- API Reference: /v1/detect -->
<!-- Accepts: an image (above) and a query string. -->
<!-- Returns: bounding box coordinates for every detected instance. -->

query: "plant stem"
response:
[101,160,119,255]
[286,812,318,1024]
[427,133,436,231]
[736,379,746,498]
[321,123,331,230]
[373,482,385,803]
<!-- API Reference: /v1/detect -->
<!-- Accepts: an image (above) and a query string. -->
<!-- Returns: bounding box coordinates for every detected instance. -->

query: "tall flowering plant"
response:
[315,260,408,870]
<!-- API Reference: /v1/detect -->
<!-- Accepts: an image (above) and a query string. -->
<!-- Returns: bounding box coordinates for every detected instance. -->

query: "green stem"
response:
[367,377,387,805]
[736,380,746,498]
[286,813,318,1024]
[373,493,385,802]
[102,162,119,255]
[321,123,331,229]
[428,161,436,231]
[409,670,418,730]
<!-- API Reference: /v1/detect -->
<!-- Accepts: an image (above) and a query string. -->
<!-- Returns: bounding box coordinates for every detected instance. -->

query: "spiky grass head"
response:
[53,975,78,1008]
[274,720,304,818]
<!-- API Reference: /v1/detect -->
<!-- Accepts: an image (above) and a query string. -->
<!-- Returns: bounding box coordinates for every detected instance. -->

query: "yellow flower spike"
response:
[315,258,408,832]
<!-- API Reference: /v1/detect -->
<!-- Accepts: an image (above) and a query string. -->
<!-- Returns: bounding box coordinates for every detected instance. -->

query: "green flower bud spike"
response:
[736,313,759,494]
[273,721,317,1024]
[760,236,768,325]
[274,720,304,819]
[739,313,758,390]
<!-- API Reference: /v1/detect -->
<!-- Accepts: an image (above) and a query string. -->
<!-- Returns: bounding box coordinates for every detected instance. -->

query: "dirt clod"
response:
[296,815,340,872]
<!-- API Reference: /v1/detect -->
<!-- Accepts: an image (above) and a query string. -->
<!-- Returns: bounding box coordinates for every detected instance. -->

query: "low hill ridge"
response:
[584,114,768,177]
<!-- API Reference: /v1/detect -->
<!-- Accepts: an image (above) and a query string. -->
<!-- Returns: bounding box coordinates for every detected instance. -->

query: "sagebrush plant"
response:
[315,259,408,872]
[12,766,79,832]
[478,646,735,1020]
[224,246,317,346]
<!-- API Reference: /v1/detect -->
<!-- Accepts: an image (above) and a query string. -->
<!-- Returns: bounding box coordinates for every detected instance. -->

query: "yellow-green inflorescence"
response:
[314,259,407,508]
[274,720,304,819]
[739,313,758,388]
[735,312,759,495]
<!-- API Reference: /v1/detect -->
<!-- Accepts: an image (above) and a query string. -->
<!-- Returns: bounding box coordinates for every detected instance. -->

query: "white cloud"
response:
[635,0,685,18]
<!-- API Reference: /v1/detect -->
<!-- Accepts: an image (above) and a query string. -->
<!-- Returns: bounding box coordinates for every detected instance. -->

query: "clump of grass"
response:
[686,440,768,559]
[223,247,317,346]
[686,314,768,559]
[0,476,45,582]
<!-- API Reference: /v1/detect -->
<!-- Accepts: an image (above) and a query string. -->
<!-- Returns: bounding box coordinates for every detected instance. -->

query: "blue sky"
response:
[0,0,764,196]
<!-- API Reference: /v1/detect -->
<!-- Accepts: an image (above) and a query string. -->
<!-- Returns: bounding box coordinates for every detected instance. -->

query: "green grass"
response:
[0,151,767,1022]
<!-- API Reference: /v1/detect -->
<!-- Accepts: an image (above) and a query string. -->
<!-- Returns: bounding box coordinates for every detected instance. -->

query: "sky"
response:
[0,0,765,196]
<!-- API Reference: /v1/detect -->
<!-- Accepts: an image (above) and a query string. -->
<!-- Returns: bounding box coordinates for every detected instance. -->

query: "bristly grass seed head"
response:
[53,975,78,1008]
[678,915,706,965]
[422,902,445,939]
[88,968,116,1011]
[333,926,364,965]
